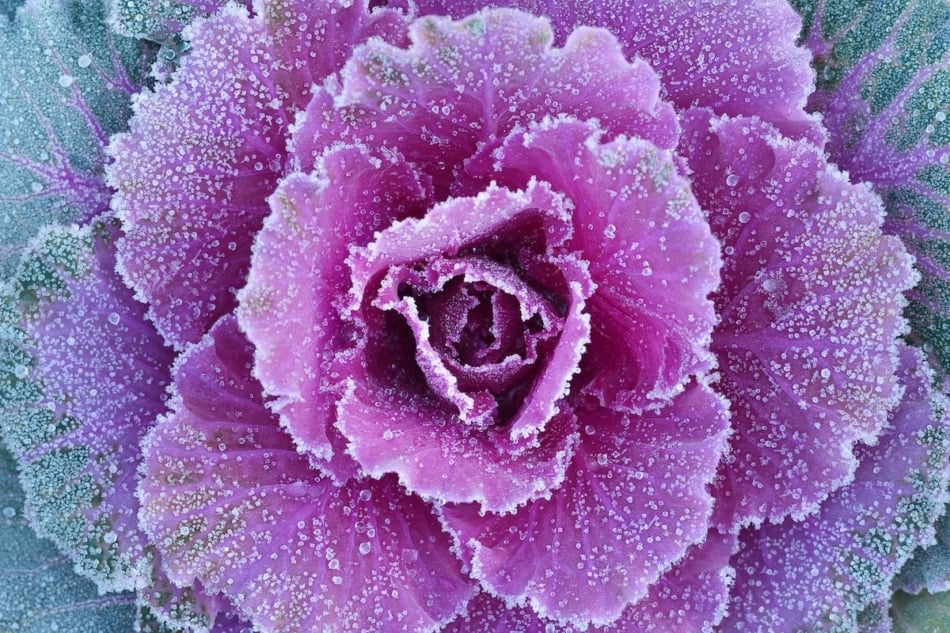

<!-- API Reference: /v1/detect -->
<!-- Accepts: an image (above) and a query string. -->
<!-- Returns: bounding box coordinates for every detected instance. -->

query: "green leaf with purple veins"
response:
[0,0,148,276]
[790,0,950,371]
[0,442,140,633]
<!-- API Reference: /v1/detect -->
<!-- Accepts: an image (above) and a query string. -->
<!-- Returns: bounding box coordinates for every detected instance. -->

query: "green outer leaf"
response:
[0,222,148,590]
[105,0,230,41]
[789,0,950,372]
[892,590,950,632]
[0,441,138,633]
[899,502,950,594]
[0,0,149,276]
[0,1,25,20]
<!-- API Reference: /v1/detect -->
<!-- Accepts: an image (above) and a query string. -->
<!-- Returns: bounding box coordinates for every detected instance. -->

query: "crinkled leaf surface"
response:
[722,346,950,632]
[0,221,174,592]
[106,0,231,40]
[900,497,950,594]
[0,0,147,276]
[0,442,139,633]
[0,0,24,20]
[891,589,950,633]
[790,0,950,371]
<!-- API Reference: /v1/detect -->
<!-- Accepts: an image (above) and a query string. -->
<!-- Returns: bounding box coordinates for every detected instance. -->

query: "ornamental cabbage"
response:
[1,1,948,632]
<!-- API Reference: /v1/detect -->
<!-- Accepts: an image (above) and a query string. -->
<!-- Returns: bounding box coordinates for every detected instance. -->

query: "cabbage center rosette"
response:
[138,8,727,631]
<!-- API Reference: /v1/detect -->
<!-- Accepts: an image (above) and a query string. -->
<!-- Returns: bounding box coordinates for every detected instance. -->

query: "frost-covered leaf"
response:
[396,0,819,139]
[891,590,950,633]
[0,0,24,20]
[790,0,950,372]
[443,530,736,633]
[0,441,139,633]
[0,0,147,276]
[441,380,729,627]
[106,0,231,40]
[899,486,950,593]
[108,0,407,348]
[0,221,241,631]
[0,221,173,592]
[140,316,475,633]
[680,110,915,530]
[722,346,950,631]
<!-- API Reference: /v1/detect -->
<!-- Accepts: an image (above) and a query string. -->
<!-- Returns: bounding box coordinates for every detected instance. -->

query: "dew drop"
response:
[359,541,372,555]
[738,211,751,224]
[332,575,343,585]
[107,312,120,326]
[596,454,609,466]
[359,489,372,502]
[725,173,739,187]
[2,506,15,518]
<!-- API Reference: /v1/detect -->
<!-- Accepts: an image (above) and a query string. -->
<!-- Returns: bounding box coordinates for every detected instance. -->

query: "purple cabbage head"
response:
[4,1,948,632]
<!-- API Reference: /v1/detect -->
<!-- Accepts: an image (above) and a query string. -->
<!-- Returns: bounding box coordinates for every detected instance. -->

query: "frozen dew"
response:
[76,53,92,68]
[58,74,74,88]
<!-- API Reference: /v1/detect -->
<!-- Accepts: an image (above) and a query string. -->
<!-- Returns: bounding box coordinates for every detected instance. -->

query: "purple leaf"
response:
[440,380,729,627]
[443,529,735,633]
[393,0,821,139]
[139,316,475,633]
[238,146,431,482]
[722,346,950,632]
[293,7,677,200]
[108,0,408,349]
[680,110,917,530]
[0,221,172,592]
[494,116,721,412]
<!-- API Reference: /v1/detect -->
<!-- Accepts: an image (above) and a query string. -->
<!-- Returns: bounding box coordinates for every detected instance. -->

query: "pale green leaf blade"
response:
[0,441,139,633]
[0,0,148,275]
[892,590,950,633]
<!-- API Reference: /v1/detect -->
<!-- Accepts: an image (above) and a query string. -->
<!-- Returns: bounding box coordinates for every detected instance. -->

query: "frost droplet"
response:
[77,54,93,68]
